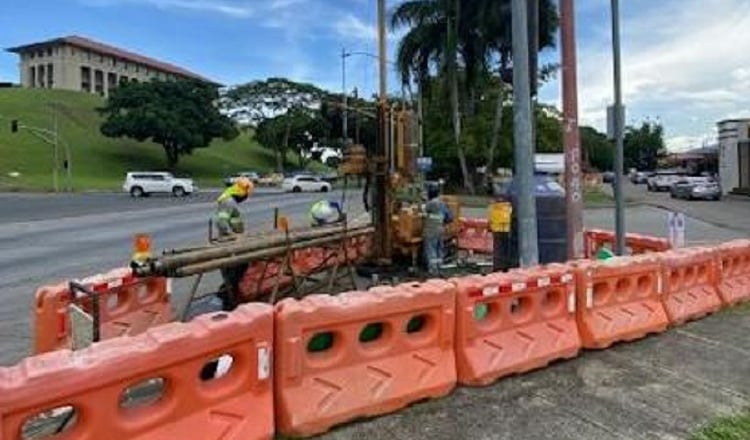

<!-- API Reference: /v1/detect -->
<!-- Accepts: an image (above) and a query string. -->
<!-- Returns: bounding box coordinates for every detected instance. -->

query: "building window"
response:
[81,66,91,92]
[94,69,104,95]
[107,72,117,93]
[112,58,117,67]
[47,63,53,88]
[37,64,45,88]
[135,64,140,73]
[47,47,52,57]
[120,75,129,84]
[29,66,36,88]
[86,51,91,61]
[37,50,44,59]
[71,47,76,56]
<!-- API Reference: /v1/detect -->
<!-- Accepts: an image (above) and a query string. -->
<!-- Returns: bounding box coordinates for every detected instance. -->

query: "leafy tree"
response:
[223,78,326,171]
[99,80,238,168]
[624,121,666,171]
[580,126,612,171]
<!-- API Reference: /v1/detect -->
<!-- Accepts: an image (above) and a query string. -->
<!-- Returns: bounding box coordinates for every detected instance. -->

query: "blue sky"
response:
[2,0,749,151]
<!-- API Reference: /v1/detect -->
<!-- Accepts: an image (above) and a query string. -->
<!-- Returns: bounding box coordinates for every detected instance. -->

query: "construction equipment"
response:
[339,106,461,272]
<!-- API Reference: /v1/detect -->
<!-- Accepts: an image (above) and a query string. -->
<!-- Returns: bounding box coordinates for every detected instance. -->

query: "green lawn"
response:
[690,410,750,440]
[0,87,321,191]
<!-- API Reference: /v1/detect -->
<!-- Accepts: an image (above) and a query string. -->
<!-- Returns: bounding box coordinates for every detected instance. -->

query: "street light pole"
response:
[341,48,348,143]
[611,0,626,255]
[512,0,539,267]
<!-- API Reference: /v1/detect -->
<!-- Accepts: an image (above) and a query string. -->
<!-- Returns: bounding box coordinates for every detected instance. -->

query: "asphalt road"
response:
[2,186,750,440]
[0,189,365,365]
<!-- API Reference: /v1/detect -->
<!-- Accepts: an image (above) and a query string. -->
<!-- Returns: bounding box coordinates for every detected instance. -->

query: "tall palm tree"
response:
[391,0,559,192]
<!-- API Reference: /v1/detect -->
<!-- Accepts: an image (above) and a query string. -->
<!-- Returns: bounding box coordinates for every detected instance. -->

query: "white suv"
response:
[281,175,331,193]
[123,172,195,197]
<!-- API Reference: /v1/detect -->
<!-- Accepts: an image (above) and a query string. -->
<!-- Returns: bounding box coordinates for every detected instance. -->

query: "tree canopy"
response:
[99,79,237,168]
[624,121,666,171]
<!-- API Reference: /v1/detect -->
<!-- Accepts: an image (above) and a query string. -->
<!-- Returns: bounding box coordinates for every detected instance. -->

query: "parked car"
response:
[257,172,284,187]
[123,172,194,197]
[670,177,721,200]
[223,171,260,187]
[281,175,331,193]
[630,171,651,184]
[602,171,615,184]
[647,171,683,192]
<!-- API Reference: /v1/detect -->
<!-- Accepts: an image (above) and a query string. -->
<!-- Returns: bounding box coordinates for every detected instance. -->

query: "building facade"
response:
[7,35,214,96]
[717,118,750,195]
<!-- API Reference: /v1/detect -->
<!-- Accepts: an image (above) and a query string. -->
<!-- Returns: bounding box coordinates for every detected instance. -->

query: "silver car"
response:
[670,177,721,200]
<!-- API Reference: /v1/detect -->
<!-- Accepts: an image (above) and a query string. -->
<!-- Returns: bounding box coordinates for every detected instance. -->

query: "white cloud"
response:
[80,0,254,17]
[335,14,378,41]
[542,0,750,151]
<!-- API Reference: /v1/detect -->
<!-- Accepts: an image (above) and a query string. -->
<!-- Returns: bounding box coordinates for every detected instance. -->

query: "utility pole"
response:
[561,0,584,259]
[611,0,626,255]
[512,0,539,267]
[341,48,348,143]
[527,0,539,152]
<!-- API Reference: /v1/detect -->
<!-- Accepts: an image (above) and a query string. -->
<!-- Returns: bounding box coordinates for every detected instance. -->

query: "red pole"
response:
[561,0,584,259]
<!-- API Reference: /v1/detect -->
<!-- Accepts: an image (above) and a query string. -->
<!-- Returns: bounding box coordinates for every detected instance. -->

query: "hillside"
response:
[0,88,304,191]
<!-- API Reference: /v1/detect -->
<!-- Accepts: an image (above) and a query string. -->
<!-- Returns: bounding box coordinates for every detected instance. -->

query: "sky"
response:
[1,0,749,152]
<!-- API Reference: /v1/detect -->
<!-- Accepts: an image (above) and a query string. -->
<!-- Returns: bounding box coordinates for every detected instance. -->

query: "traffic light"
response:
[10,119,18,133]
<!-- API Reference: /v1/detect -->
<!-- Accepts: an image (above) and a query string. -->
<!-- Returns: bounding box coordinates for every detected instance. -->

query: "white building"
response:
[717,119,750,195]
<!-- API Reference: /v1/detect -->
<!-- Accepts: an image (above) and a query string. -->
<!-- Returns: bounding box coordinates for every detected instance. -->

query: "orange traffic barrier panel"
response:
[274,279,456,437]
[660,247,723,325]
[2,304,274,440]
[715,239,750,305]
[34,268,172,354]
[583,229,671,258]
[457,217,492,254]
[451,264,581,386]
[574,254,669,349]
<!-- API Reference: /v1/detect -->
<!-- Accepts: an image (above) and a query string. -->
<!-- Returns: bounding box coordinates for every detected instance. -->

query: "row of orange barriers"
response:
[8,237,750,439]
[583,228,672,258]
[32,236,372,353]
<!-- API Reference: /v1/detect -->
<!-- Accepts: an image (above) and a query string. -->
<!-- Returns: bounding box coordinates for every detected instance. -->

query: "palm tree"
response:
[391,0,559,192]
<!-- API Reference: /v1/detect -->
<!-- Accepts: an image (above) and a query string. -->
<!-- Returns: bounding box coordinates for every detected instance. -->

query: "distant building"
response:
[717,119,750,195]
[6,35,216,96]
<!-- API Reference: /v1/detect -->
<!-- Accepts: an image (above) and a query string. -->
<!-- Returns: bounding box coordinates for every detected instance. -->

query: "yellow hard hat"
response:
[234,177,254,197]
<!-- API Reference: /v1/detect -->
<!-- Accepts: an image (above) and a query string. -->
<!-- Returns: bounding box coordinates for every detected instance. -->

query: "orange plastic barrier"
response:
[34,268,172,354]
[458,217,492,254]
[451,264,581,386]
[274,280,456,437]
[660,247,723,325]
[574,255,669,349]
[715,239,750,305]
[2,304,274,440]
[583,228,671,258]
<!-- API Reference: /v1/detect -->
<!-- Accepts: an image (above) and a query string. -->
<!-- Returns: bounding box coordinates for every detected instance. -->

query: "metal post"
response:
[611,0,626,255]
[528,0,539,152]
[512,0,539,267]
[561,0,584,259]
[52,107,59,193]
[341,48,348,143]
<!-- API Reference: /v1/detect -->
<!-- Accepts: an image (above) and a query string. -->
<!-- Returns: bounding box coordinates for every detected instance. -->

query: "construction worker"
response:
[214,177,254,237]
[423,183,453,274]
[310,200,343,227]
[213,177,254,312]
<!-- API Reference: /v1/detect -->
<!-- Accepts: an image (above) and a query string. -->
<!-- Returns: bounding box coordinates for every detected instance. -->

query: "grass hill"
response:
[0,87,313,191]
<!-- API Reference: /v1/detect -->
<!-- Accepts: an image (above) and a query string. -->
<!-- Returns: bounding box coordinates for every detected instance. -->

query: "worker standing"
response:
[423,184,453,274]
[310,200,344,227]
[215,177,253,237]
[213,177,254,311]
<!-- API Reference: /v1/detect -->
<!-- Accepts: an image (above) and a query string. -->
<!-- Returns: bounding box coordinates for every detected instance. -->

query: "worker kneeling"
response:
[423,184,453,274]
[310,200,344,227]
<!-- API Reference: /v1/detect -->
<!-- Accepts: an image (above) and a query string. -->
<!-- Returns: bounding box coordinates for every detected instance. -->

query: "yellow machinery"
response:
[339,105,460,267]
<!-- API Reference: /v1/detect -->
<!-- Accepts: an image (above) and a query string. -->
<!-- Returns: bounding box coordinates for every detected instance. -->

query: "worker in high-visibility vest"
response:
[423,183,453,274]
[213,177,254,311]
[309,200,343,227]
[214,177,254,237]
